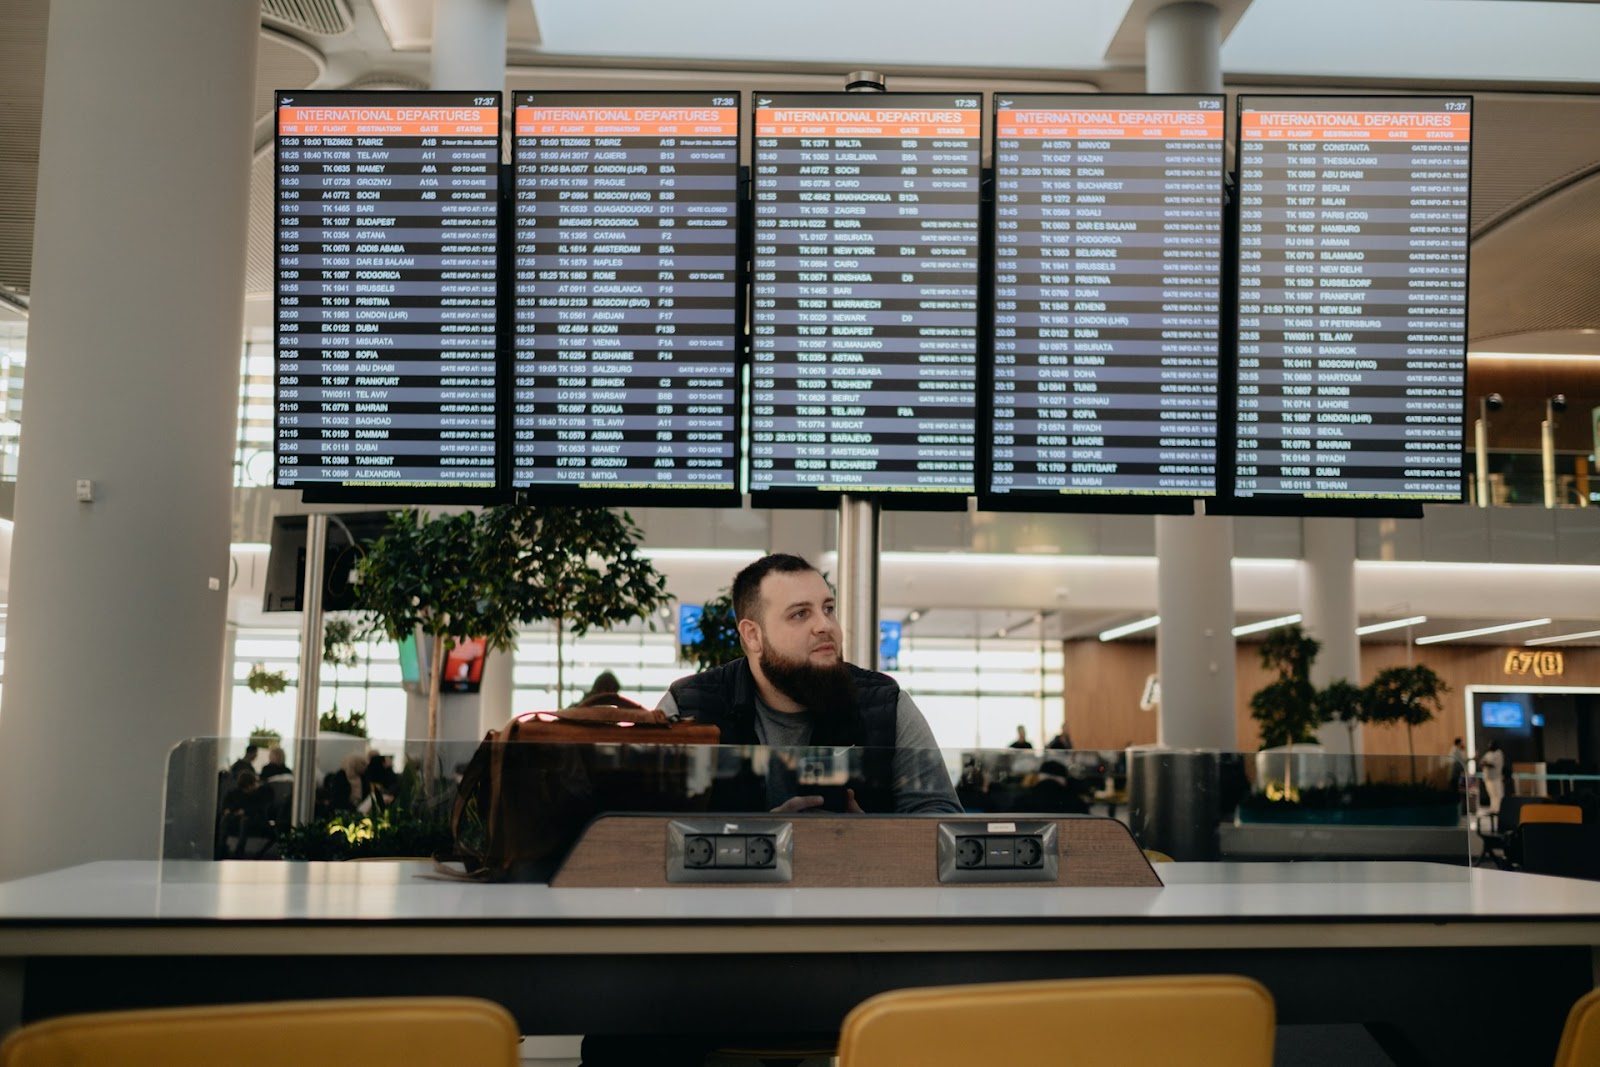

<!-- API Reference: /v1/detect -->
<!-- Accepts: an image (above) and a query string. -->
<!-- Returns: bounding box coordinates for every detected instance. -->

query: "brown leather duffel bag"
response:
[450,695,720,880]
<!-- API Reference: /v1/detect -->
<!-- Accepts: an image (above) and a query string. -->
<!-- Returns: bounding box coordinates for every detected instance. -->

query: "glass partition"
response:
[165,737,1477,878]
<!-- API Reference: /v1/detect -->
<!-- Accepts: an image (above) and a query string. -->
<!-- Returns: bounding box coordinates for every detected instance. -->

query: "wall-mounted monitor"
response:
[510,92,744,504]
[981,95,1225,512]
[1224,95,1472,516]
[1481,700,1526,729]
[274,91,504,502]
[749,93,983,507]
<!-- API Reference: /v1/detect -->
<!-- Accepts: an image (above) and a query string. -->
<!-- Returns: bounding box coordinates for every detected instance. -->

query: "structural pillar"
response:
[0,0,259,878]
[1147,2,1235,749]
[435,0,511,740]
[432,0,507,91]
[1301,518,1361,755]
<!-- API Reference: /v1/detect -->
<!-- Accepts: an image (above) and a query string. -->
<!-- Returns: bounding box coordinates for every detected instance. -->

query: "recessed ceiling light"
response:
[1232,614,1302,637]
[1415,619,1551,645]
[1355,615,1427,636]
[1526,628,1600,647]
[1099,615,1160,641]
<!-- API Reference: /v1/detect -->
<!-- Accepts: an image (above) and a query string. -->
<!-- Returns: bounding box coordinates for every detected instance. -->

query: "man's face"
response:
[740,568,841,668]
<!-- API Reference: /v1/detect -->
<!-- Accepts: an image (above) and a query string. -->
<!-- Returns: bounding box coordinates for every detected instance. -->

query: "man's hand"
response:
[770,795,824,813]
[769,788,865,814]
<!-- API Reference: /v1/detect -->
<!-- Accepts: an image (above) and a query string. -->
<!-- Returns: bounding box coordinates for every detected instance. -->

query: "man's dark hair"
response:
[731,553,819,622]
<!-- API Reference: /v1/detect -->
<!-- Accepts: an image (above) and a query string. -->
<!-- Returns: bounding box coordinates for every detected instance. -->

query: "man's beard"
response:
[759,644,858,718]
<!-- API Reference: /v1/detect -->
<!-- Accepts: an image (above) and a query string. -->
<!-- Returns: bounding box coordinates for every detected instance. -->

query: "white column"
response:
[0,0,259,878]
[477,646,515,735]
[432,0,508,91]
[1155,517,1236,748]
[1301,518,1361,753]
[1148,2,1235,749]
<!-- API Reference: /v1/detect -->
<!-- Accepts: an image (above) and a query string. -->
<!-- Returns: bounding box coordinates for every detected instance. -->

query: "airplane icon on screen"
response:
[758,98,771,107]
[998,99,1012,108]
[281,97,294,106]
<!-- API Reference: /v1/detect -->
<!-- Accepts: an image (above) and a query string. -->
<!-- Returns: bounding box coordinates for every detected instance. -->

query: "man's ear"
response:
[737,618,762,657]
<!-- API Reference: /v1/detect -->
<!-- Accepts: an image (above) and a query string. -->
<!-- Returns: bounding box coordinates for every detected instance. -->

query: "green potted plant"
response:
[1248,625,1327,798]
[318,707,368,738]
[681,589,742,672]
[1315,678,1366,785]
[352,508,531,792]
[245,663,289,696]
[496,505,671,705]
[248,724,282,750]
[1363,663,1450,784]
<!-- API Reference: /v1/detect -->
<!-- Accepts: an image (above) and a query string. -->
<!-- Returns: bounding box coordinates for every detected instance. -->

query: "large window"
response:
[226,623,1065,752]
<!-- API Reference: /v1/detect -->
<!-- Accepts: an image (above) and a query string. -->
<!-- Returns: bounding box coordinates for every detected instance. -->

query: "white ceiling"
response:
[520,0,1600,85]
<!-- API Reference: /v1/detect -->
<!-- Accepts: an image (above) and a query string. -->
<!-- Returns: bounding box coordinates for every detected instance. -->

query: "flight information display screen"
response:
[274,91,501,498]
[1232,95,1471,507]
[511,92,743,502]
[986,94,1225,510]
[751,93,982,501]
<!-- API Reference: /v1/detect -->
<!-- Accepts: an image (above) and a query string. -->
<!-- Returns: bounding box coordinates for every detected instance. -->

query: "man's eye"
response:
[823,604,836,617]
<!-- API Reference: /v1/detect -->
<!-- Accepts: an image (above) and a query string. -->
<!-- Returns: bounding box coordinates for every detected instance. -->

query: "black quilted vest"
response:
[668,658,900,813]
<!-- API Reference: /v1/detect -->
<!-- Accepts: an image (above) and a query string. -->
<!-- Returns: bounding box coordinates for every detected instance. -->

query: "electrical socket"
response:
[937,822,1059,883]
[668,820,793,883]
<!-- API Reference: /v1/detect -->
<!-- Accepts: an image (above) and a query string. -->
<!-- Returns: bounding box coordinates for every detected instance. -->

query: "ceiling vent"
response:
[262,0,353,37]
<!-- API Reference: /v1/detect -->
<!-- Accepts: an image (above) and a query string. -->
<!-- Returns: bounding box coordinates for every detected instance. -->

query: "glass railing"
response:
[165,736,1481,879]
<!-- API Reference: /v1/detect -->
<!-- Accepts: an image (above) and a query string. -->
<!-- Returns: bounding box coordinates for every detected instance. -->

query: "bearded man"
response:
[659,553,959,814]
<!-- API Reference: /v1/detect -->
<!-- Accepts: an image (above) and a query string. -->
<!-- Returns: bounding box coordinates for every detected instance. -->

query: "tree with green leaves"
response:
[353,508,530,792]
[1248,624,1327,795]
[1363,663,1449,783]
[1315,678,1366,783]
[494,505,672,706]
[681,589,743,673]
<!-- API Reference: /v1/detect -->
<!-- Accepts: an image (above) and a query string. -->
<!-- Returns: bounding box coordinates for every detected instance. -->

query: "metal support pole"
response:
[1475,414,1490,507]
[834,70,887,670]
[292,513,327,824]
[837,496,881,669]
[1543,400,1559,508]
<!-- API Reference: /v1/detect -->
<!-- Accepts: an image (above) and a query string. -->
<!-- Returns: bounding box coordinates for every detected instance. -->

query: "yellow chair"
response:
[838,975,1274,1067]
[1554,988,1600,1066]
[1521,804,1583,826]
[0,997,519,1067]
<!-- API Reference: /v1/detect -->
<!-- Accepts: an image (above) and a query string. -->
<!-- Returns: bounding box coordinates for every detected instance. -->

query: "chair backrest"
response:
[0,997,519,1067]
[1498,794,1551,832]
[1555,988,1600,1067]
[837,975,1274,1067]
[1521,804,1582,826]
[1519,823,1600,881]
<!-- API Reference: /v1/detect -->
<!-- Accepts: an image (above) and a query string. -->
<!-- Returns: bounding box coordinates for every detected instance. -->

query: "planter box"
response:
[1237,803,1461,827]
[1220,823,1473,862]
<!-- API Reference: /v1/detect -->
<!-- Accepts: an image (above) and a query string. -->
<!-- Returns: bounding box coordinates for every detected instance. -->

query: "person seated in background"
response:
[581,670,623,704]
[220,771,274,855]
[259,745,291,780]
[361,751,399,811]
[1026,760,1090,814]
[321,751,369,814]
[658,553,958,814]
[228,744,257,782]
[1046,719,1074,750]
[1009,725,1034,750]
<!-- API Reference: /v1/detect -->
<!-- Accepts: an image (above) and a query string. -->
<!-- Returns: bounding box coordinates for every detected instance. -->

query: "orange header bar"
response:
[997,109,1223,140]
[756,108,980,139]
[516,107,737,137]
[1242,110,1471,142]
[279,106,497,137]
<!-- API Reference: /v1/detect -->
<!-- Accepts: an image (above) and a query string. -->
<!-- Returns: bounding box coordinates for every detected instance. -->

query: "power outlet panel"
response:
[666,819,794,883]
[937,820,1059,883]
